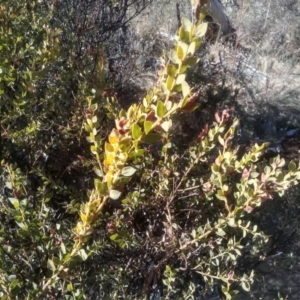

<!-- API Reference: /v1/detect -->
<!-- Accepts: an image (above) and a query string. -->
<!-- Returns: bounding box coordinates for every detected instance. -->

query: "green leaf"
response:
[119,136,132,145]
[8,275,17,282]
[94,179,107,195]
[105,142,114,153]
[216,190,226,201]
[167,64,177,77]
[178,27,190,43]
[115,177,131,186]
[241,281,251,292]
[60,242,66,255]
[180,97,189,108]
[86,136,94,143]
[166,75,174,91]
[191,229,196,238]
[173,84,182,92]
[277,158,285,167]
[170,49,180,64]
[110,233,118,241]
[132,123,142,140]
[47,259,56,271]
[264,166,271,174]
[90,145,97,154]
[107,112,114,120]
[109,189,121,200]
[119,109,127,118]
[177,42,188,60]
[176,74,186,85]
[227,218,236,227]
[215,194,226,201]
[160,82,167,94]
[177,44,184,60]
[218,135,224,146]
[90,104,98,111]
[192,37,201,49]
[216,228,226,237]
[5,182,12,189]
[195,22,208,38]
[250,172,260,178]
[181,81,190,98]
[276,171,284,181]
[142,133,162,143]
[181,17,192,31]
[288,160,296,172]
[183,56,198,67]
[156,100,167,118]
[92,127,97,136]
[211,164,219,174]
[90,132,95,141]
[161,120,172,132]
[228,253,236,261]
[94,168,103,177]
[84,124,92,132]
[129,149,145,158]
[144,121,152,134]
[78,249,88,261]
[179,64,188,74]
[67,283,73,292]
[224,152,231,160]
[16,222,28,231]
[187,42,196,55]
[166,100,173,111]
[121,166,137,177]
[9,198,19,209]
[234,248,242,256]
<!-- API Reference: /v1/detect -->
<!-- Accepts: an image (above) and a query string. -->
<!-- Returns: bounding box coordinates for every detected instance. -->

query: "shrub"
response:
[1,1,300,299]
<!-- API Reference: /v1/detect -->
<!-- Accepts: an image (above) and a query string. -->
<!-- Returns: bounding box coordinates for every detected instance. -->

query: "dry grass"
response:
[227,0,300,111]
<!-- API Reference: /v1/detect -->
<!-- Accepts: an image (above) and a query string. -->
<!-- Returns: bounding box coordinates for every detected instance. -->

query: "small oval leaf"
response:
[166,75,174,91]
[288,160,296,172]
[167,64,177,77]
[144,121,152,134]
[181,81,190,98]
[132,123,142,140]
[184,56,198,67]
[170,49,180,64]
[156,100,167,118]
[109,189,122,200]
[121,166,137,177]
[94,168,103,177]
[195,22,208,38]
[142,133,162,143]
[181,17,192,31]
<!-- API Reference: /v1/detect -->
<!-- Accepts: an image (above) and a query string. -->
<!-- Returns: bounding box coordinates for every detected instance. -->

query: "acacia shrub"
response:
[58,4,300,299]
[1,1,300,299]
[0,0,148,298]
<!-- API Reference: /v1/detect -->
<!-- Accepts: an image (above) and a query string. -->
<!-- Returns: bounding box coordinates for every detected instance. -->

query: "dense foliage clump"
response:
[1,1,300,299]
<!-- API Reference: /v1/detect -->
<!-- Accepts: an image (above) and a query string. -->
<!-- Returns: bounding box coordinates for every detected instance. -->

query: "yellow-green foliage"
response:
[57,3,300,299]
[40,5,211,292]
[1,1,300,299]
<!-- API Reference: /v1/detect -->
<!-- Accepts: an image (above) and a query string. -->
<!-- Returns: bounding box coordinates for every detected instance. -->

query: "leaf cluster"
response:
[1,1,300,300]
